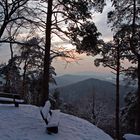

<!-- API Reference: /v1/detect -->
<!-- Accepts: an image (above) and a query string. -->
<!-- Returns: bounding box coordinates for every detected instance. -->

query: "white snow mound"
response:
[0,104,113,140]
[123,134,140,140]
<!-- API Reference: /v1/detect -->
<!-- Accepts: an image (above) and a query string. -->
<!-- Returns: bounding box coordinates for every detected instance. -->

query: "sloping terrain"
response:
[0,104,113,140]
[55,78,133,134]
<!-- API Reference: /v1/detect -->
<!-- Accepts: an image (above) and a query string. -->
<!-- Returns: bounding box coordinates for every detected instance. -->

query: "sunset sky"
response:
[0,1,113,76]
[53,2,113,75]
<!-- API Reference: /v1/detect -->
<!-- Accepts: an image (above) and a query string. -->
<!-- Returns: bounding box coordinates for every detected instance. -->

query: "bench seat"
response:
[0,92,24,107]
[0,97,24,103]
[47,110,60,127]
[40,101,60,134]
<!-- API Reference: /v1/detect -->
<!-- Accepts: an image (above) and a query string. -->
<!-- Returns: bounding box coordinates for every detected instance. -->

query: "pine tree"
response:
[35,0,105,106]
[108,0,140,134]
[0,57,21,94]
[121,92,137,134]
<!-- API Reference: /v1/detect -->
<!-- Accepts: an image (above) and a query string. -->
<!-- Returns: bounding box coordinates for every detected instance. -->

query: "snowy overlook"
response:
[0,104,113,140]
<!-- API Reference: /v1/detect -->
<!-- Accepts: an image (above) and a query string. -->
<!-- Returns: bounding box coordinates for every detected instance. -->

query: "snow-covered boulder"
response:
[0,104,113,140]
[123,134,140,140]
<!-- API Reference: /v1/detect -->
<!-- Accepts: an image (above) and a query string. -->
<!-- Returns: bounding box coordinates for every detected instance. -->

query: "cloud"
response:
[93,1,113,42]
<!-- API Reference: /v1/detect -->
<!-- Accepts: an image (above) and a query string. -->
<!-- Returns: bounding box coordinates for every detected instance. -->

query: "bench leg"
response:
[47,126,58,134]
[14,102,19,107]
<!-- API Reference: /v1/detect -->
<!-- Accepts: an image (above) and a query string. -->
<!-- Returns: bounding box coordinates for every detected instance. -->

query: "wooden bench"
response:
[40,101,60,134]
[0,92,24,107]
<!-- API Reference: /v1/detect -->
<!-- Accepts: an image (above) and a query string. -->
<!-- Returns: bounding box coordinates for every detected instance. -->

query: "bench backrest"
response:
[0,92,24,107]
[41,101,52,124]
[42,101,51,118]
[0,92,21,99]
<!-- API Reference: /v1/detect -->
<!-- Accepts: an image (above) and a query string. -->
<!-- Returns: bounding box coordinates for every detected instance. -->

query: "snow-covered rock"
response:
[0,104,113,140]
[123,134,140,140]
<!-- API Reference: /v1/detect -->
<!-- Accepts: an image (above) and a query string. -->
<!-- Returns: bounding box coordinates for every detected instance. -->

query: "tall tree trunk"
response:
[136,59,140,134]
[116,44,120,140]
[0,0,8,39]
[10,42,14,59]
[8,43,14,93]
[131,0,140,134]
[21,60,28,101]
[41,0,53,106]
[0,21,8,39]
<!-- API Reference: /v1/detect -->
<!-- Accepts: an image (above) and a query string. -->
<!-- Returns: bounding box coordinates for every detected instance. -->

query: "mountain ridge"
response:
[52,74,115,88]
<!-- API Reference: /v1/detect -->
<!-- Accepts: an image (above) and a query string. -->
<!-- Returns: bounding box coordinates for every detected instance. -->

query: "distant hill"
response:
[57,78,133,107]
[52,75,134,135]
[50,74,135,90]
[51,75,134,114]
[55,74,94,87]
[50,74,115,89]
[49,74,92,90]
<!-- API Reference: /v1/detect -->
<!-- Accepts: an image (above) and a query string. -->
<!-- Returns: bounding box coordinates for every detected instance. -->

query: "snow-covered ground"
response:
[0,104,113,140]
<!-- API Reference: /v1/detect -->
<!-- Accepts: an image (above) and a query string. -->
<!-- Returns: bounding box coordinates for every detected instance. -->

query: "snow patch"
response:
[123,134,140,140]
[0,104,113,140]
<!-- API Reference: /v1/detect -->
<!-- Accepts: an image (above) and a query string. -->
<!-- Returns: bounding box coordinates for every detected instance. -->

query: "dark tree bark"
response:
[41,0,53,106]
[0,0,9,38]
[131,0,140,134]
[136,59,140,134]
[21,59,28,101]
[10,43,14,59]
[0,21,8,39]
[116,44,120,140]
